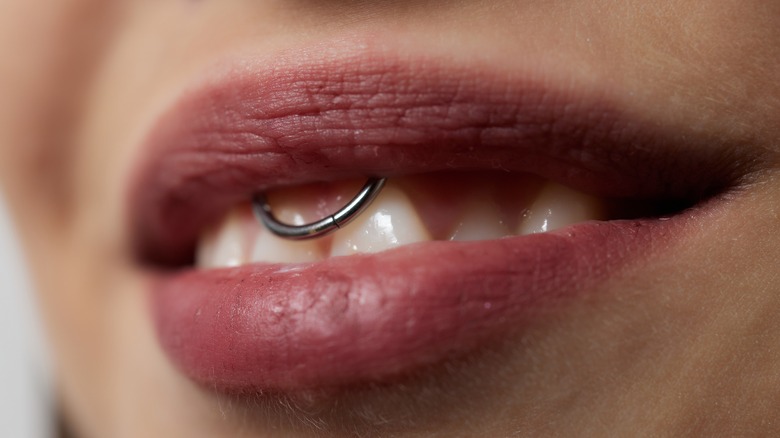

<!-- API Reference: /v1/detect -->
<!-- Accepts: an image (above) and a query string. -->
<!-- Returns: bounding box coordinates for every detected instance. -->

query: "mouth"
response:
[129,48,758,393]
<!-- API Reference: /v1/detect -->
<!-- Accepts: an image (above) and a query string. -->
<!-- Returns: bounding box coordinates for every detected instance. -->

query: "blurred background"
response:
[0,194,53,437]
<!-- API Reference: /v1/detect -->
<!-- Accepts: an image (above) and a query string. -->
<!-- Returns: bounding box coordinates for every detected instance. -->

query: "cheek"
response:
[0,2,123,431]
[0,0,121,232]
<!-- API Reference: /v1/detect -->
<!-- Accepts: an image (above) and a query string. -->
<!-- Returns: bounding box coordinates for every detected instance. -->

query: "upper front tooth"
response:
[518,182,606,235]
[250,229,325,264]
[449,193,510,241]
[330,184,432,256]
[196,209,247,269]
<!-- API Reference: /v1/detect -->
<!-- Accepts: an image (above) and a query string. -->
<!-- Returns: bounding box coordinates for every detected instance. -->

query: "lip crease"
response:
[130,49,750,392]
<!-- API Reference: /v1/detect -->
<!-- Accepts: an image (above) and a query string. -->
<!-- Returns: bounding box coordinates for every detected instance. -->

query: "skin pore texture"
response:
[1,1,780,437]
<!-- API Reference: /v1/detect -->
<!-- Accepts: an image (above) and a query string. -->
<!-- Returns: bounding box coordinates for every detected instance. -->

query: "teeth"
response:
[330,184,432,257]
[194,176,610,270]
[195,210,247,269]
[518,182,605,235]
[251,230,325,264]
[449,194,510,241]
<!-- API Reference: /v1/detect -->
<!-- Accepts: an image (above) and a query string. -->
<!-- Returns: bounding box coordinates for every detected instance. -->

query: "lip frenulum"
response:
[130,49,751,392]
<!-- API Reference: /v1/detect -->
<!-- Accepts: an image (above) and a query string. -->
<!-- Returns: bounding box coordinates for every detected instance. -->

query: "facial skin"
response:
[1,1,780,437]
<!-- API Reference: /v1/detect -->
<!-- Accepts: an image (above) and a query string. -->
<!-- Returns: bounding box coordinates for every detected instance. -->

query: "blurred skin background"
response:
[1,1,780,437]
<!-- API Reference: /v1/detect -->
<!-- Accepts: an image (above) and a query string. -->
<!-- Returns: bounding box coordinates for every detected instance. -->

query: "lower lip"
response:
[150,216,682,392]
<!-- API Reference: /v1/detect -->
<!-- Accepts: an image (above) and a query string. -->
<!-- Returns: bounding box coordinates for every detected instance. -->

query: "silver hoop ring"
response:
[252,178,387,240]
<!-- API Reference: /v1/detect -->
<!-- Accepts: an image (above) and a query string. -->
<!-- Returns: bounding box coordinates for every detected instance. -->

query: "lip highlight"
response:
[131,50,748,393]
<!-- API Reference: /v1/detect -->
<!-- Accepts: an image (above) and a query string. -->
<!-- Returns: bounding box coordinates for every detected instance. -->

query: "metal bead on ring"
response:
[252,178,387,240]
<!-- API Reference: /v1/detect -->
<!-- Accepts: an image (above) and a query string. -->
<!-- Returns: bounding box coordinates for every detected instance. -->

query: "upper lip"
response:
[128,51,757,266]
[128,47,766,392]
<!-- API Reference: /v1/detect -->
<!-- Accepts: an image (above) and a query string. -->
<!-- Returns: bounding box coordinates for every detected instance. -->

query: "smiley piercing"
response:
[252,178,387,240]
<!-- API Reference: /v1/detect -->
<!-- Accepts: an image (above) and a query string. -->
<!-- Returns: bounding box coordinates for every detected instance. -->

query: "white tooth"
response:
[518,183,605,235]
[250,229,325,264]
[195,227,218,269]
[268,205,308,227]
[450,196,510,241]
[330,185,431,256]
[199,211,246,268]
